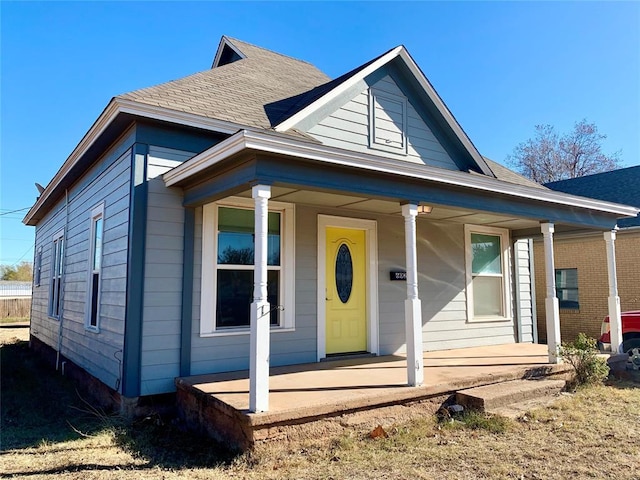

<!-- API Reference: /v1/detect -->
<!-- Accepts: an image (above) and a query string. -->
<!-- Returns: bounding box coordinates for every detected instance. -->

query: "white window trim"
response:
[464,224,512,323]
[34,246,42,287]
[200,196,295,336]
[368,87,408,155]
[85,203,105,333]
[48,228,65,319]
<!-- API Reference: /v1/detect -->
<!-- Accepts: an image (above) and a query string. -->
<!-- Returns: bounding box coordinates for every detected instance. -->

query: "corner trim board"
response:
[180,208,195,377]
[122,144,148,397]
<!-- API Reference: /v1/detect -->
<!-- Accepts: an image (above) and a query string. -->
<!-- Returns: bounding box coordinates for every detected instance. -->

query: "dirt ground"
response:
[0,322,29,344]
[2,326,639,480]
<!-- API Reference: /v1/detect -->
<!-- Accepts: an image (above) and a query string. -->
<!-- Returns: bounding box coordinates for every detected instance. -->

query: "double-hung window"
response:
[465,225,511,321]
[556,268,579,309]
[200,198,295,335]
[86,204,104,331]
[49,229,65,318]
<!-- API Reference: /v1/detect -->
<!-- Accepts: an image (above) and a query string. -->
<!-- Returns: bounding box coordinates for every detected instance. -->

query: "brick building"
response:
[534,166,640,342]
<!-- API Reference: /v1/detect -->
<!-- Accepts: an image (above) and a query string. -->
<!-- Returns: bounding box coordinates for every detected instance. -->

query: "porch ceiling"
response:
[234,186,542,230]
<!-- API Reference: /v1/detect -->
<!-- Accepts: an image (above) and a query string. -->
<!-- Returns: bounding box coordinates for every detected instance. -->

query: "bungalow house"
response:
[533,166,640,343]
[24,37,638,414]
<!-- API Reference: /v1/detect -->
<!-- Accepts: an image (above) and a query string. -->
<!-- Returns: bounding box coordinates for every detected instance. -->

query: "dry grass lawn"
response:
[2,331,639,480]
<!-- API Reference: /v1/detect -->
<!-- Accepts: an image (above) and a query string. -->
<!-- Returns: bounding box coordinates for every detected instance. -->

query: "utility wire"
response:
[10,243,35,265]
[0,207,31,216]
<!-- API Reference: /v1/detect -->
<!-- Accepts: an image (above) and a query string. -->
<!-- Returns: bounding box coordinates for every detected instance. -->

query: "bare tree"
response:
[507,120,621,183]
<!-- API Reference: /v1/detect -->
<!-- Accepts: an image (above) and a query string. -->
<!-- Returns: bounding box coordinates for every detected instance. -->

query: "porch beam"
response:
[541,222,561,363]
[402,203,423,386]
[249,184,271,413]
[604,229,623,353]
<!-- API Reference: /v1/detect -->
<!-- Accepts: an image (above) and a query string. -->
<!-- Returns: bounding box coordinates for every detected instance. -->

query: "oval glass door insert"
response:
[335,243,353,303]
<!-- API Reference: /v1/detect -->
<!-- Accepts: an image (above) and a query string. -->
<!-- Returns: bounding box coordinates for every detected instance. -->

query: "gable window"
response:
[49,229,65,319]
[465,225,511,322]
[34,247,42,287]
[368,88,408,155]
[86,204,104,331]
[556,268,579,309]
[200,197,295,336]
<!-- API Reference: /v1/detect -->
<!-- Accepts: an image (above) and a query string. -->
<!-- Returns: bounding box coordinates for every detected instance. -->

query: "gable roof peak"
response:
[212,35,320,69]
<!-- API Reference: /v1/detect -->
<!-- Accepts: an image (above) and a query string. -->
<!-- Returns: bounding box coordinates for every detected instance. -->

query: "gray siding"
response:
[378,216,516,353]
[31,130,134,391]
[139,146,195,395]
[190,204,318,375]
[513,239,536,343]
[189,204,518,376]
[306,75,459,171]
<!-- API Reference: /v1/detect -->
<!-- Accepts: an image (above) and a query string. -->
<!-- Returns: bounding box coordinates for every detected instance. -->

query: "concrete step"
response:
[456,379,566,412]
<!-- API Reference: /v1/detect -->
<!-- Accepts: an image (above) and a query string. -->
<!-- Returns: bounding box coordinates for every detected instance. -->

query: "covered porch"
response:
[164,129,634,416]
[176,343,571,449]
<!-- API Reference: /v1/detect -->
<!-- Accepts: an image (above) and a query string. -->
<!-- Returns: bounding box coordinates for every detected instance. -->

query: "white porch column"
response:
[541,223,561,363]
[402,204,424,386]
[249,184,271,412]
[604,229,623,353]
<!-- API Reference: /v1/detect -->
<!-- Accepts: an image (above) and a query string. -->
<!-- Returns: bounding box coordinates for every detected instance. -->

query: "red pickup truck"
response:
[598,310,640,352]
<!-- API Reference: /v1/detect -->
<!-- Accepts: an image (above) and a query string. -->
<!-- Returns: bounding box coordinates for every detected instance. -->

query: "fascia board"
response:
[23,99,245,226]
[163,130,640,219]
[397,49,493,177]
[274,45,493,178]
[115,99,243,134]
[164,130,250,185]
[23,99,120,226]
[274,46,404,133]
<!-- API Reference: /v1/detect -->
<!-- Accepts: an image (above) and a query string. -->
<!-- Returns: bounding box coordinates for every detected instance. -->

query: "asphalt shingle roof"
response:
[118,37,331,129]
[118,36,549,191]
[545,166,640,227]
[481,157,547,189]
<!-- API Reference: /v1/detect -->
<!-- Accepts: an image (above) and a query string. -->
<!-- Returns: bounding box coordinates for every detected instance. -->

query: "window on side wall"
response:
[34,247,42,287]
[200,197,295,336]
[86,204,104,331]
[49,229,65,319]
[556,268,579,309]
[465,225,511,322]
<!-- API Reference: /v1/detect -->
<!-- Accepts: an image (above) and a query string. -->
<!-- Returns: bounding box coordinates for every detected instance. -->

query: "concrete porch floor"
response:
[176,343,571,448]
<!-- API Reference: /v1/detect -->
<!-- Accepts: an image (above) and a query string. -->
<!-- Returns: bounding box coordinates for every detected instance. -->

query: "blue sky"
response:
[1,1,639,266]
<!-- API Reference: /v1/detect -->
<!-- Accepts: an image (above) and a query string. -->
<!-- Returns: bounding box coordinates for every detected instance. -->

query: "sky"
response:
[1,1,639,266]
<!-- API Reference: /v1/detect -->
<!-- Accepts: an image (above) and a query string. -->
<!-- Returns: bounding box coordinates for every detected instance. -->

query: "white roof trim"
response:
[274,46,403,133]
[274,46,493,177]
[211,36,247,69]
[163,129,640,218]
[23,98,245,225]
[396,49,492,176]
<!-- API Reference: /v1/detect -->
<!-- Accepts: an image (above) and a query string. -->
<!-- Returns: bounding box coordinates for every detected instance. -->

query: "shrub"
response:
[559,333,609,390]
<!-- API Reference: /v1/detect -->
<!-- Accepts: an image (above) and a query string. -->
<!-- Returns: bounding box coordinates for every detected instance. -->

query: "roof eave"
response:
[163,129,640,220]
[23,99,249,226]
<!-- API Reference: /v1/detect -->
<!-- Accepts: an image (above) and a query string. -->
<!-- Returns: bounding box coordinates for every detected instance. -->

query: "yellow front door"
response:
[325,227,367,354]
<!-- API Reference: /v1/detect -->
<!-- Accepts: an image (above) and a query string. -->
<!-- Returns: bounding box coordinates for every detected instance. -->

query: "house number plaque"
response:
[390,271,407,281]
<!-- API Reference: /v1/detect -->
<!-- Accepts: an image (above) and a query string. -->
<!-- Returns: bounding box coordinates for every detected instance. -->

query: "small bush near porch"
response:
[2,333,639,480]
